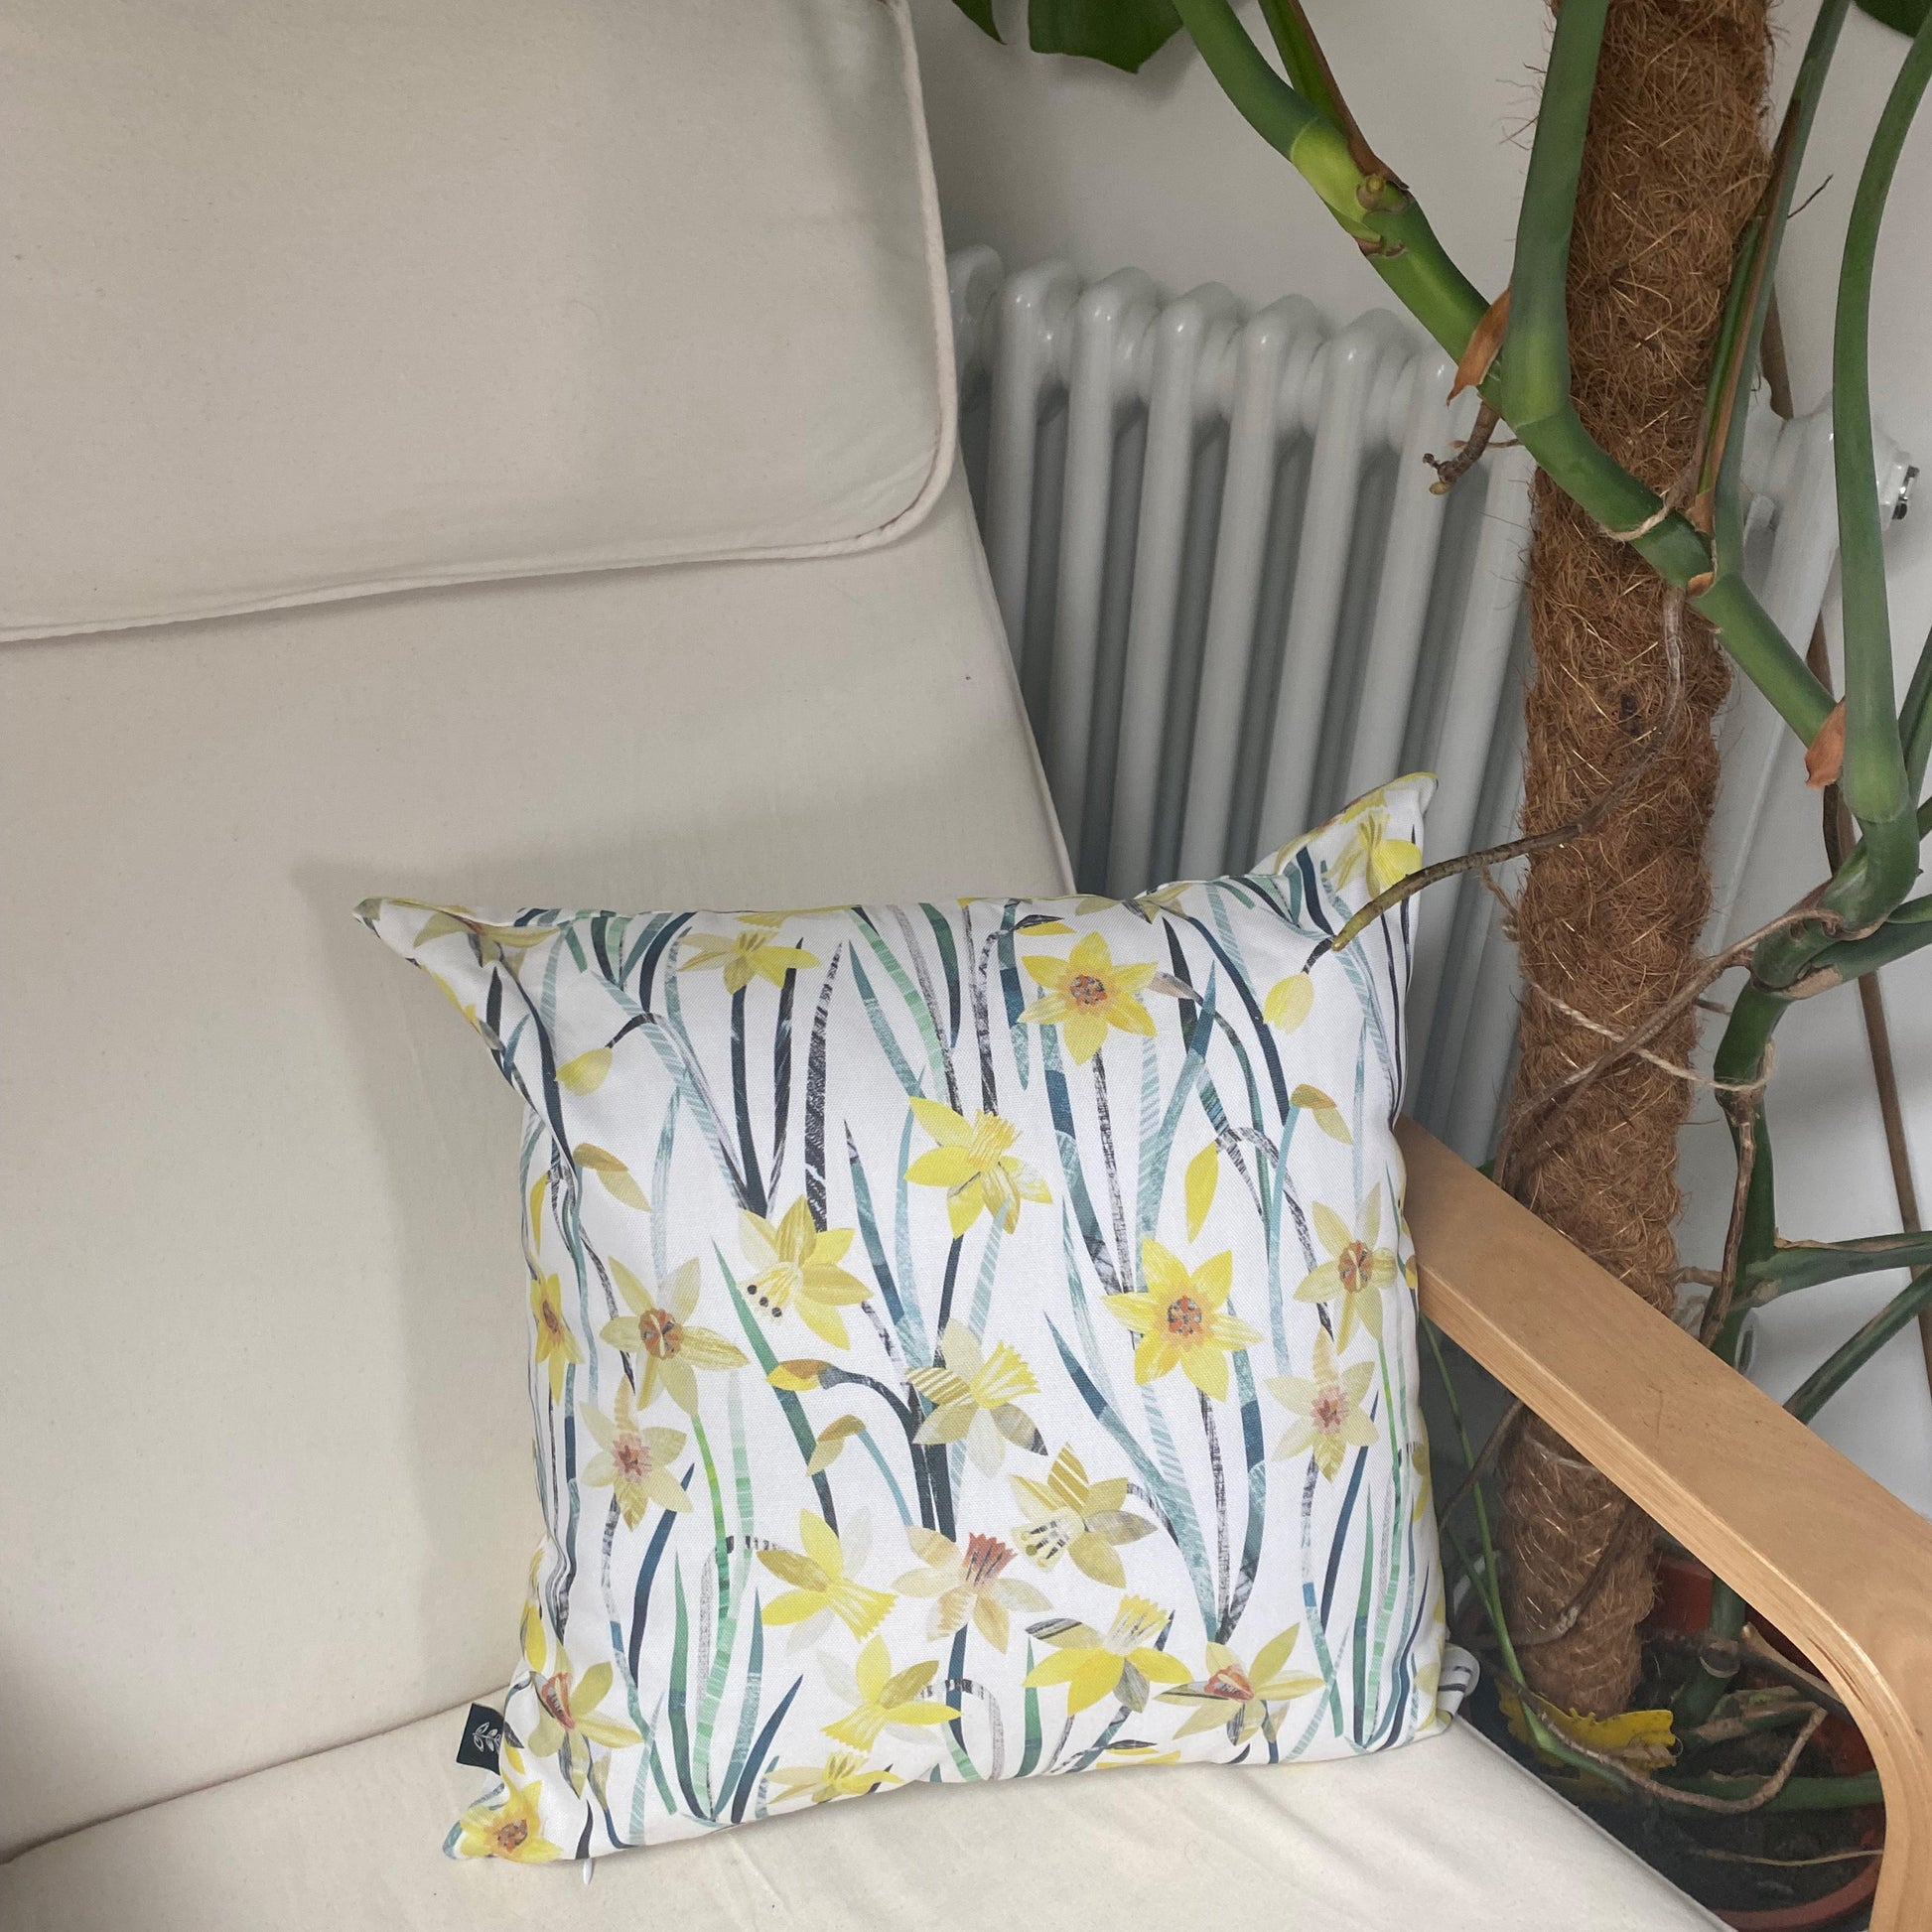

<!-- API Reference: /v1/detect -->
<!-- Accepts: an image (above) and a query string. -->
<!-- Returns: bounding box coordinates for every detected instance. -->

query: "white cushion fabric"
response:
[0,1704,1719,1929]
[0,473,1065,1857]
[0,0,953,640]
[355,779,1444,1859]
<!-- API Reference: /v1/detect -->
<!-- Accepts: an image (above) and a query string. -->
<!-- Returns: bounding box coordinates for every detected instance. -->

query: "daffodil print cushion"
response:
[360,776,1446,1864]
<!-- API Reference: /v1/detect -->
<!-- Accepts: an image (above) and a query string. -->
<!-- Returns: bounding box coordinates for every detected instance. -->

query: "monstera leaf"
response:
[1857,0,1932,28]
[952,0,1183,73]
[958,0,1932,62]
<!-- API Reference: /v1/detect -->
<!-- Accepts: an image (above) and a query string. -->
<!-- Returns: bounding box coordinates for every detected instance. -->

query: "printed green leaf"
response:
[412,909,470,946]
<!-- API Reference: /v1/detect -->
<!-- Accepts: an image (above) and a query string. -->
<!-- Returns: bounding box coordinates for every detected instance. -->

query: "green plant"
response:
[951,0,1932,1825]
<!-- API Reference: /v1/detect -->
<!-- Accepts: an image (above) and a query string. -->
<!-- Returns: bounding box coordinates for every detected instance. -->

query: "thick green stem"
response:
[1786,1266,1932,1423]
[1704,207,1765,559]
[1654,1771,1883,1812]
[1255,0,1346,135]
[1495,0,1831,736]
[1171,0,1832,746]
[1835,12,1932,833]
[1674,1589,1749,1732]
[1173,0,1491,350]
[1703,0,1853,564]
[1748,1225,1932,1301]
[1708,979,1786,1368]
[1899,615,1932,792]
[1173,0,1325,162]
[1756,795,1932,990]
[1420,1322,1629,1790]
[1752,807,1922,990]
[1501,0,1602,422]
[1675,983,1788,1728]
[1795,891,1932,991]
[1692,574,1836,745]
[1422,1323,1524,1682]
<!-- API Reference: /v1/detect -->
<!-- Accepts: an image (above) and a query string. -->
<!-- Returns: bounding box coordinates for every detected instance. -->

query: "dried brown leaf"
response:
[1449,286,1511,400]
[1804,701,1846,789]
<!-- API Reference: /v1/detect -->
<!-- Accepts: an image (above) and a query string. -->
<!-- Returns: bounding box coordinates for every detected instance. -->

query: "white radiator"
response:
[947,246,1914,1163]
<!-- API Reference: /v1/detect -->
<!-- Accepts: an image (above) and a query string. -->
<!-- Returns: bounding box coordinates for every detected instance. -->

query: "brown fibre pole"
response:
[1496,0,1771,1718]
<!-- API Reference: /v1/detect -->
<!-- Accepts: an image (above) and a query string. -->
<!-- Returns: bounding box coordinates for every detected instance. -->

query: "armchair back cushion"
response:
[1,0,953,639]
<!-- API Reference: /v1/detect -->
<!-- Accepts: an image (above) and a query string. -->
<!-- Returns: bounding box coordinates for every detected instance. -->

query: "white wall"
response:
[909,0,1932,1514]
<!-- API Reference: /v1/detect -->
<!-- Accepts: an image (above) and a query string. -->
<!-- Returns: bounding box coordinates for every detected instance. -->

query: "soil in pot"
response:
[1621,1552,1883,1929]
[1587,1746,1881,1929]
[1459,1552,1883,1929]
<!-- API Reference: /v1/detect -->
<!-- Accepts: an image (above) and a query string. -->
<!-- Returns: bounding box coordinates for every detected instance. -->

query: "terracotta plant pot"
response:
[1647,1552,1883,1932]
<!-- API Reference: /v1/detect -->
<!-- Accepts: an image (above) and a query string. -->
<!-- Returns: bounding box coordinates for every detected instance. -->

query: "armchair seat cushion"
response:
[0,1706,1716,1930]
[0,472,1067,1858]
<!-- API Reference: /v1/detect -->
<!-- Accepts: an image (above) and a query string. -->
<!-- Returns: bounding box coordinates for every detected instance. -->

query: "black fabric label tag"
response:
[456,1704,506,1772]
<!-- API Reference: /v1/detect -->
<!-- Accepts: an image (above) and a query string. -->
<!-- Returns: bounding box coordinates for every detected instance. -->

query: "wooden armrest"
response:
[1397,1118,1932,1932]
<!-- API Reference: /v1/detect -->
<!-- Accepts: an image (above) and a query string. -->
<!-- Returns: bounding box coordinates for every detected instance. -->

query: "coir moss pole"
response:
[1497,0,1772,1718]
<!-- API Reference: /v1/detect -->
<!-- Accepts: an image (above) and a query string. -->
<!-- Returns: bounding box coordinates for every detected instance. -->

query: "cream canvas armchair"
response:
[2,3,1926,1928]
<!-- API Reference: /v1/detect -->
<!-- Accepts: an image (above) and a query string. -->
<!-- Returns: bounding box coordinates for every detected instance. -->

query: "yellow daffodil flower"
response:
[600,1257,746,1413]
[1294,1191,1399,1349]
[578,1385,692,1530]
[1104,1238,1261,1401]
[452,1778,561,1862]
[1020,931,1159,1063]
[1331,804,1422,897]
[520,1626,642,1797]
[740,1196,872,1349]
[392,901,560,974]
[1270,1331,1378,1480]
[895,1529,1049,1651]
[767,1751,903,1808]
[1157,1626,1326,1743]
[1010,1444,1157,1588]
[908,1320,1042,1475]
[1024,1595,1191,1715]
[903,1097,1051,1237]
[821,1634,961,1748]
[678,916,818,995]
[529,1273,584,1400]
[1499,1684,1678,1775]
[758,1509,896,1641]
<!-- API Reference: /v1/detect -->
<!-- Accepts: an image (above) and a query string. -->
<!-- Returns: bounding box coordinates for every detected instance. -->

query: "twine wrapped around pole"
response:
[1497,0,1770,1718]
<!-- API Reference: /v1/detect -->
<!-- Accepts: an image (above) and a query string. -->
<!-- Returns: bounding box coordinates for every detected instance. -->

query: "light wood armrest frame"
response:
[1399,1119,1932,1932]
